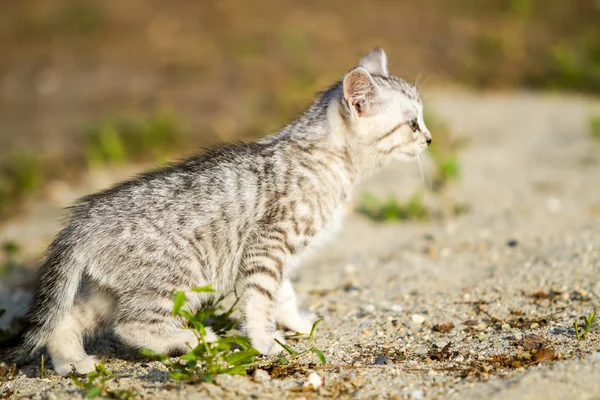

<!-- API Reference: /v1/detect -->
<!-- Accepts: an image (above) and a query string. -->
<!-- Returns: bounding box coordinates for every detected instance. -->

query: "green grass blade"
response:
[169,371,192,381]
[274,339,297,355]
[313,348,327,365]
[223,365,248,375]
[224,348,260,365]
[172,291,186,316]
[190,285,216,293]
[309,318,323,338]
[85,386,102,398]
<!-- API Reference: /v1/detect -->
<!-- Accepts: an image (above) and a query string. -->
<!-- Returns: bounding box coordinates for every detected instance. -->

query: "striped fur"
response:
[1,47,431,374]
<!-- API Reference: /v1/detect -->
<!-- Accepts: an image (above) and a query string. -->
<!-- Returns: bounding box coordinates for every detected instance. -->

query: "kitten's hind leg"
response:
[47,287,116,376]
[276,278,315,334]
[113,295,217,356]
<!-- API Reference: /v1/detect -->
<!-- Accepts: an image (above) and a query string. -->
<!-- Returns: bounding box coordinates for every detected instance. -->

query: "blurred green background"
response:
[0,0,599,218]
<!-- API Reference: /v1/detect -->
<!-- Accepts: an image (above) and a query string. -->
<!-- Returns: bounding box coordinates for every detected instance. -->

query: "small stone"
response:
[410,389,425,399]
[506,239,518,247]
[478,333,488,341]
[373,355,391,365]
[501,323,511,331]
[391,319,400,327]
[411,314,426,325]
[390,304,404,313]
[522,334,544,350]
[252,369,271,383]
[530,322,539,329]
[359,320,372,328]
[547,197,562,213]
[432,322,454,332]
[47,394,58,400]
[214,374,233,386]
[303,371,323,390]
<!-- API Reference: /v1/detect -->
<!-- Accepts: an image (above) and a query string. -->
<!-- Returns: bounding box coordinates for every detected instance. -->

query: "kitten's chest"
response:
[301,201,347,253]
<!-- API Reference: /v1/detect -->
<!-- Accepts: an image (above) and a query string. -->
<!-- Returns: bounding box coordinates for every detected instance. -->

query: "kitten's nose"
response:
[426,138,432,146]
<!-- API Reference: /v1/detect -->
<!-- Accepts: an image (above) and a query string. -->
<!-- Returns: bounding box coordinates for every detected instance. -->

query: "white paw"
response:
[251,331,286,356]
[279,310,318,334]
[53,356,99,376]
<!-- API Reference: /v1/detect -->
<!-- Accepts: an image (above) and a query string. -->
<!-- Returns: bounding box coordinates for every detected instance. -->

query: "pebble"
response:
[547,197,562,212]
[303,372,323,390]
[411,314,426,325]
[373,355,391,365]
[359,320,372,328]
[410,389,425,399]
[501,323,511,331]
[478,333,488,341]
[252,369,271,383]
[390,304,404,313]
[506,239,519,247]
[214,374,233,386]
[530,322,539,329]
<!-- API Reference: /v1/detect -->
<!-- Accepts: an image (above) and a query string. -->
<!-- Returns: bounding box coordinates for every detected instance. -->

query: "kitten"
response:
[0,47,431,375]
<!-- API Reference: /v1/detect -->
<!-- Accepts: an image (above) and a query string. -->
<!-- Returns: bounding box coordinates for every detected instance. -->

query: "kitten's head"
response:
[340,48,431,163]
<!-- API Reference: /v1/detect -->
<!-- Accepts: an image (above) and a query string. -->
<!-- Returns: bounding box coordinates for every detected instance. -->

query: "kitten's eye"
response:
[408,119,419,132]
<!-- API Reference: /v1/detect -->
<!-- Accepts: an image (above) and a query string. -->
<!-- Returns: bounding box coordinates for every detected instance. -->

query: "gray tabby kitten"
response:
[1,48,431,375]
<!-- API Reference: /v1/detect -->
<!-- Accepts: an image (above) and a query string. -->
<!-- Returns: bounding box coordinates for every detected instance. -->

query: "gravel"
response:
[1,90,600,399]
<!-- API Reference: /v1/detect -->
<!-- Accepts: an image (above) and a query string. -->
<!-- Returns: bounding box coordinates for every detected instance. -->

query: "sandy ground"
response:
[1,90,600,399]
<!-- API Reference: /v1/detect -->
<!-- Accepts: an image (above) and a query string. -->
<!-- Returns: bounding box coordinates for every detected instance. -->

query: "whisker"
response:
[417,152,432,190]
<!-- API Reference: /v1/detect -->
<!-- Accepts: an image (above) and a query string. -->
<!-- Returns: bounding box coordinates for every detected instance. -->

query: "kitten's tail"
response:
[0,232,83,364]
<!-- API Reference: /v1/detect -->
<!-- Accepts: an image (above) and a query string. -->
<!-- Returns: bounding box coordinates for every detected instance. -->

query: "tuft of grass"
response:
[274,319,327,366]
[72,363,136,399]
[425,111,463,190]
[573,310,597,340]
[356,193,429,222]
[0,240,22,277]
[142,284,325,383]
[84,113,187,166]
[142,285,258,383]
[590,115,600,141]
[40,355,45,379]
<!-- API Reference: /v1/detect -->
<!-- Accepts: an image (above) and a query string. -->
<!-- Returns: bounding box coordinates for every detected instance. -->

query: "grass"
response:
[0,112,189,222]
[84,113,187,166]
[573,310,597,340]
[356,193,429,222]
[40,355,45,379]
[425,111,463,190]
[0,151,43,218]
[274,319,326,366]
[0,241,22,277]
[72,363,136,399]
[590,115,600,141]
[142,285,326,383]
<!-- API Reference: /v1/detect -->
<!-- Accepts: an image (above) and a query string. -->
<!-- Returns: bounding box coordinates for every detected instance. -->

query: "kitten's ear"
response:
[358,47,388,77]
[343,67,378,117]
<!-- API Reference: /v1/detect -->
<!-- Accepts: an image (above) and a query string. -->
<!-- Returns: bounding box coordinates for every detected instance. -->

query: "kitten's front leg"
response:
[276,278,315,334]
[241,248,286,355]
